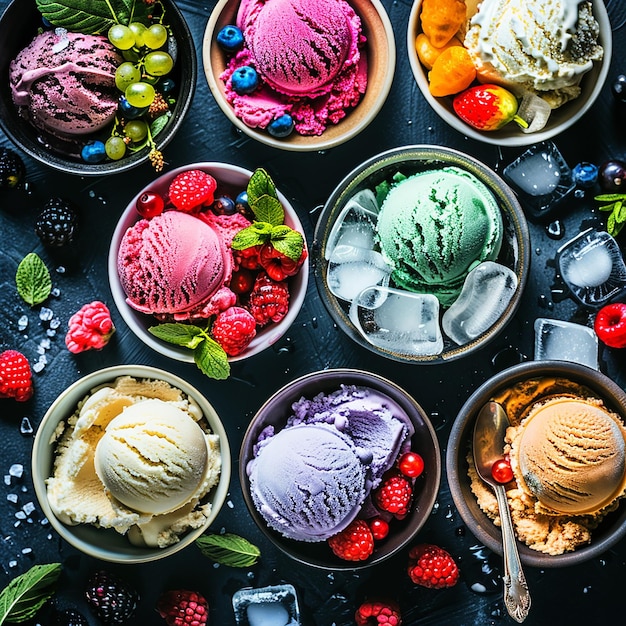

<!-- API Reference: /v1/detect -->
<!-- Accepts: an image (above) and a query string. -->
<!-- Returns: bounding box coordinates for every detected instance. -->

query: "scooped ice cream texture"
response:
[9,30,122,137]
[376,166,503,308]
[464,0,603,108]
[220,0,368,136]
[46,376,222,548]
[468,377,626,555]
[247,385,414,542]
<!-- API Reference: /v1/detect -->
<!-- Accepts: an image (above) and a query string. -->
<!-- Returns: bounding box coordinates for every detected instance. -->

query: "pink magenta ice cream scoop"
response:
[117,211,233,316]
[9,30,122,137]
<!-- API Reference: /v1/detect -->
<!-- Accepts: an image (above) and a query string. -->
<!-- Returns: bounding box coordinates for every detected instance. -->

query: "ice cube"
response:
[324,189,379,260]
[517,92,552,134]
[349,286,443,356]
[247,602,290,626]
[232,585,300,626]
[326,245,392,302]
[534,318,599,370]
[556,228,626,307]
[442,261,518,345]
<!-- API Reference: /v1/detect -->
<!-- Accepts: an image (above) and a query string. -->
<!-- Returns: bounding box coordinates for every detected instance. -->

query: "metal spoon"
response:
[473,401,531,623]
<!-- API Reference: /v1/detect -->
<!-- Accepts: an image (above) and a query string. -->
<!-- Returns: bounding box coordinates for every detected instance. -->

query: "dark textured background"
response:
[1,1,626,624]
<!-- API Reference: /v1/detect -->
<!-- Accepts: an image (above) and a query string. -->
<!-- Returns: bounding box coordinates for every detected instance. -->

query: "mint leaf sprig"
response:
[148,323,229,380]
[196,533,261,568]
[596,193,626,237]
[15,252,52,307]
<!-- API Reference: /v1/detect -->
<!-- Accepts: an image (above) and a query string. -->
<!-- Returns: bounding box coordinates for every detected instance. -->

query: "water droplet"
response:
[21,547,32,555]
[56,266,66,274]
[51,288,61,297]
[311,316,318,329]
[20,417,33,435]
[491,346,526,370]
[8,560,17,568]
[574,189,585,198]
[546,220,564,240]
[17,315,28,331]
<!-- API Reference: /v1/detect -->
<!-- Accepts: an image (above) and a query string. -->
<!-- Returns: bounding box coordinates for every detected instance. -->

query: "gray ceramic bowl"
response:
[313,145,530,364]
[108,162,309,364]
[407,0,612,146]
[240,368,441,570]
[203,0,395,151]
[0,0,196,175]
[32,365,231,563]
[447,360,626,568]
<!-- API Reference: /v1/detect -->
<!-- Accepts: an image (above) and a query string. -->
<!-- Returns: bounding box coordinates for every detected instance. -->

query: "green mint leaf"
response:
[595,193,626,202]
[149,323,206,349]
[250,195,284,226]
[196,533,260,567]
[270,226,304,262]
[597,203,616,212]
[247,168,277,206]
[617,201,626,223]
[15,253,52,307]
[607,212,617,236]
[150,112,171,139]
[0,563,62,625]
[231,222,274,250]
[194,337,230,380]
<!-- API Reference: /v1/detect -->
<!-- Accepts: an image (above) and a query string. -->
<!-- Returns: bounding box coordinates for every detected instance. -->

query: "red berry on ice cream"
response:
[398,451,425,478]
[65,301,115,354]
[0,350,33,402]
[452,84,527,131]
[230,268,255,295]
[248,272,290,327]
[594,302,626,348]
[328,519,375,561]
[157,589,209,626]
[168,169,217,212]
[408,544,460,589]
[136,191,164,218]
[355,599,402,626]
[211,306,257,355]
[374,471,413,517]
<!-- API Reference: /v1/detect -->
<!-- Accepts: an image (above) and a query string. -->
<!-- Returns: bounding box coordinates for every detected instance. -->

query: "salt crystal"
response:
[21,547,32,555]
[22,502,36,516]
[49,318,61,329]
[39,307,54,321]
[56,266,65,274]
[39,338,51,350]
[20,417,33,435]
[41,518,49,526]
[15,511,26,520]
[33,361,46,373]
[4,475,10,485]
[9,464,23,478]
[17,315,28,331]
[46,329,57,337]
[8,560,17,568]
[7,494,18,503]
[51,288,61,297]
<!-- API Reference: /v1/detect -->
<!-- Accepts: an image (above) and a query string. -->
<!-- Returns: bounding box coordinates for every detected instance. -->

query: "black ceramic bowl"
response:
[240,369,441,570]
[447,360,626,568]
[0,0,196,175]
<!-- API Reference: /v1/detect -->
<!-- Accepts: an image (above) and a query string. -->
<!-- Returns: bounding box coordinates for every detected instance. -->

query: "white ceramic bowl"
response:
[108,162,309,363]
[32,365,231,563]
[203,0,396,151]
[407,0,612,146]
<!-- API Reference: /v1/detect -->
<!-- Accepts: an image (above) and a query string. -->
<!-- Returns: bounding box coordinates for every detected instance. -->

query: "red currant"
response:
[136,191,164,218]
[230,269,255,295]
[398,451,425,478]
[368,517,389,540]
[491,457,514,484]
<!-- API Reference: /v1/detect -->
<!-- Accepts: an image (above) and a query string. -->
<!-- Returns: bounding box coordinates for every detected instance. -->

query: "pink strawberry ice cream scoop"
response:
[221,0,368,136]
[117,211,235,317]
[9,30,122,137]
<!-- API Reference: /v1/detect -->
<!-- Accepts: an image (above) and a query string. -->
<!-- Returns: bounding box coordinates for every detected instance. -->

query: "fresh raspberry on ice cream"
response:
[211,306,257,355]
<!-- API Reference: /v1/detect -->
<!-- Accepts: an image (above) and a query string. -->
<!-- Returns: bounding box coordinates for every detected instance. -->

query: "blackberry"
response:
[0,147,25,190]
[35,198,79,247]
[85,570,138,625]
[53,608,89,626]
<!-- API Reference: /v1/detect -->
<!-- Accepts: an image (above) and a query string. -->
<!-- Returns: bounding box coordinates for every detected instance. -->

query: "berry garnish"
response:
[85,570,139,625]
[212,195,237,215]
[248,272,290,327]
[81,140,107,163]
[136,191,164,217]
[216,24,244,52]
[407,544,460,589]
[355,599,402,626]
[34,198,79,247]
[328,519,375,561]
[268,114,294,138]
[368,517,390,541]
[598,160,626,193]
[258,242,307,282]
[168,169,217,212]
[398,451,425,478]
[374,471,413,517]
[157,590,209,626]
[236,245,262,270]
[491,456,514,484]
[211,306,257,356]
[594,302,626,348]
[65,301,116,354]
[0,349,34,402]
[453,84,528,131]
[231,65,259,94]
[230,268,255,295]
[0,147,25,190]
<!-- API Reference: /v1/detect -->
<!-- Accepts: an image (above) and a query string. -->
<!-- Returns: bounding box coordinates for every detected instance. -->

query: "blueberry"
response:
[572,162,599,188]
[81,141,106,163]
[212,195,237,216]
[267,114,294,138]
[217,25,244,52]
[231,66,258,95]
[236,190,249,209]
[119,96,148,119]
[159,77,176,94]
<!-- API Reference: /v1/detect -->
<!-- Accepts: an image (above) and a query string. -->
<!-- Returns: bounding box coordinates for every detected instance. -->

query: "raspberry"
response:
[0,147,25,190]
[235,245,262,270]
[328,519,374,562]
[157,589,209,626]
[355,599,402,626]
[85,570,139,625]
[374,471,413,517]
[34,198,79,247]
[248,272,290,326]
[65,301,115,354]
[407,544,460,589]
[168,170,217,212]
[0,350,33,402]
[211,306,257,356]
[258,243,307,282]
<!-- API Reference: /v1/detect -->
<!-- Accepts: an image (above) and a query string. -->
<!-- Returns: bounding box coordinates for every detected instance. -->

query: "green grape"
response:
[115,62,141,91]
[144,51,174,77]
[108,24,135,50]
[125,82,156,107]
[128,22,147,48]
[105,136,127,160]
[124,120,148,142]
[144,23,168,49]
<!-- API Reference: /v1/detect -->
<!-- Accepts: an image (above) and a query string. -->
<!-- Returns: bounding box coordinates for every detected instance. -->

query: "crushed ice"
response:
[51,28,69,53]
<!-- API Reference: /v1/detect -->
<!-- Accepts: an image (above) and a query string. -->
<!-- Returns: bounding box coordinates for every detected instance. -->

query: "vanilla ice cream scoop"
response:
[512,397,626,515]
[94,399,209,515]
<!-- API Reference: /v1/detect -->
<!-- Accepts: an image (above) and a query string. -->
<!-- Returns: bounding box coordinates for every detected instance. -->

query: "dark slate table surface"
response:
[2,1,626,624]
